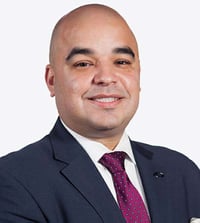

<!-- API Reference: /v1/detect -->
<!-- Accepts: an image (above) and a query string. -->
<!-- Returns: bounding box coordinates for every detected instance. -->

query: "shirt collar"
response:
[60,119,136,165]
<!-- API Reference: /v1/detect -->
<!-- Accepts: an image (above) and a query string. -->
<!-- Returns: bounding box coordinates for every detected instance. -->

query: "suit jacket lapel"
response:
[132,142,181,223]
[131,141,174,223]
[49,118,126,223]
[61,153,126,223]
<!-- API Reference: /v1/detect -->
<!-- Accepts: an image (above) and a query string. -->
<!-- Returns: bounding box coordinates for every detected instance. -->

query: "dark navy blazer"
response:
[0,118,200,222]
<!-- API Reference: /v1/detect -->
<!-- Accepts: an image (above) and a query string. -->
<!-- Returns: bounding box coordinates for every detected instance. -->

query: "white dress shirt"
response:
[61,120,148,209]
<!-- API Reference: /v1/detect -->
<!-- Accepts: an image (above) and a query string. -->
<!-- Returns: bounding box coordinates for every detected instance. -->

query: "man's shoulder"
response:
[131,140,199,172]
[0,135,52,173]
[133,140,190,158]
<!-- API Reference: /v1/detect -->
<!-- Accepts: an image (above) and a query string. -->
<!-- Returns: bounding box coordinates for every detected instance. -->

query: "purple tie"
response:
[99,151,151,223]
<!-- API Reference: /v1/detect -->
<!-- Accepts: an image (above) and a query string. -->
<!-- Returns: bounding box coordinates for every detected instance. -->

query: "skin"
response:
[45,4,141,150]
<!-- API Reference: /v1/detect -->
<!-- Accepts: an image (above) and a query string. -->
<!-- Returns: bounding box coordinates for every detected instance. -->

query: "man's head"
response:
[45,4,140,149]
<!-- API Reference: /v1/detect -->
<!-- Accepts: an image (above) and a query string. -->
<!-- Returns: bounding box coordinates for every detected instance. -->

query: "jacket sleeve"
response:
[0,169,47,223]
[184,159,200,218]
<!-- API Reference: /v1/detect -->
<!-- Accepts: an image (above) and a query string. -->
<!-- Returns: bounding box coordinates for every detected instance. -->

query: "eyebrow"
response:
[65,46,135,61]
[66,47,94,61]
[112,47,135,58]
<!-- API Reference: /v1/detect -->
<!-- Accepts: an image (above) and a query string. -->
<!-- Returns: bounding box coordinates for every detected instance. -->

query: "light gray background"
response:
[0,0,199,167]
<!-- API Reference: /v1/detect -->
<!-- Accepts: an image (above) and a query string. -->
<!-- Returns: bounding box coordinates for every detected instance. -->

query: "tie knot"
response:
[99,151,126,174]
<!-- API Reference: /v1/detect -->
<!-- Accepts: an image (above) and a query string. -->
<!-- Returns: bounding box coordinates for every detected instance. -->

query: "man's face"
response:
[46,11,140,140]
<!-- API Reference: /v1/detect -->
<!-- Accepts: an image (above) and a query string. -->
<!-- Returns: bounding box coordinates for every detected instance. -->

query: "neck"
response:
[60,118,124,150]
[89,134,123,150]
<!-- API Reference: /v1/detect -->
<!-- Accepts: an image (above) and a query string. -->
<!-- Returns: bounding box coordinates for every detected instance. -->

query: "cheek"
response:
[123,72,140,94]
[69,77,90,96]
[57,75,90,101]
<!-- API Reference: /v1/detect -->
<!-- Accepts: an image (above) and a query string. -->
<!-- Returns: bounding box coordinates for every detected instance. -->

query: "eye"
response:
[73,61,94,68]
[115,59,131,65]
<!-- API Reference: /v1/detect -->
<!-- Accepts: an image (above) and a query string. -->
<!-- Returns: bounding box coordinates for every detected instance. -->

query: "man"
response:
[0,4,199,223]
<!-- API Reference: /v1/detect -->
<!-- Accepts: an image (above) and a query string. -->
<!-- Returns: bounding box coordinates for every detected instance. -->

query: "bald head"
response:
[49,4,138,65]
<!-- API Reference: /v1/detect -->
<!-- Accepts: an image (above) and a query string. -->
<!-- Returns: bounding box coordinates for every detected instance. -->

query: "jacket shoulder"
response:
[0,135,52,172]
[132,140,200,173]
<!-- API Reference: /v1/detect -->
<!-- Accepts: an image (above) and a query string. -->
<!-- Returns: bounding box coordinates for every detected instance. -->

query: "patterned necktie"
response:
[99,151,150,223]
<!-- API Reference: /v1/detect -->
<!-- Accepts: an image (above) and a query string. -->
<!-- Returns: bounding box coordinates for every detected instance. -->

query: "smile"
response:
[92,97,119,103]
[88,96,123,108]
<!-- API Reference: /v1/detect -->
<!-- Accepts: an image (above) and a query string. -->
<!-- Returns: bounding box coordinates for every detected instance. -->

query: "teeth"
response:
[94,97,118,103]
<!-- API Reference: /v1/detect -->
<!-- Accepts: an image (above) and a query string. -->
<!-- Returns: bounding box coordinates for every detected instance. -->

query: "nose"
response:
[92,64,117,86]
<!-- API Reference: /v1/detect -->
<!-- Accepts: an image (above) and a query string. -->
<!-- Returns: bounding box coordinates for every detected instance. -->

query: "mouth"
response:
[91,97,120,103]
[87,95,123,108]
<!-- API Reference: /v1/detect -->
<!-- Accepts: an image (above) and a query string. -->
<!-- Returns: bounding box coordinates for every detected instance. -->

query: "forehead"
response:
[65,22,135,52]
[51,6,138,60]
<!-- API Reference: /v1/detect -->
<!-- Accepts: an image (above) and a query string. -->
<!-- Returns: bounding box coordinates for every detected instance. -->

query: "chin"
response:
[92,121,127,134]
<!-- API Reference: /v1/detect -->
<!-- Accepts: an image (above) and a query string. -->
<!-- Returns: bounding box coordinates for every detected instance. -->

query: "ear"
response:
[45,64,55,97]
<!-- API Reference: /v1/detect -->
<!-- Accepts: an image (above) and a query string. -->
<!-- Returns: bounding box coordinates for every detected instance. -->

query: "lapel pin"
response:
[153,171,165,178]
